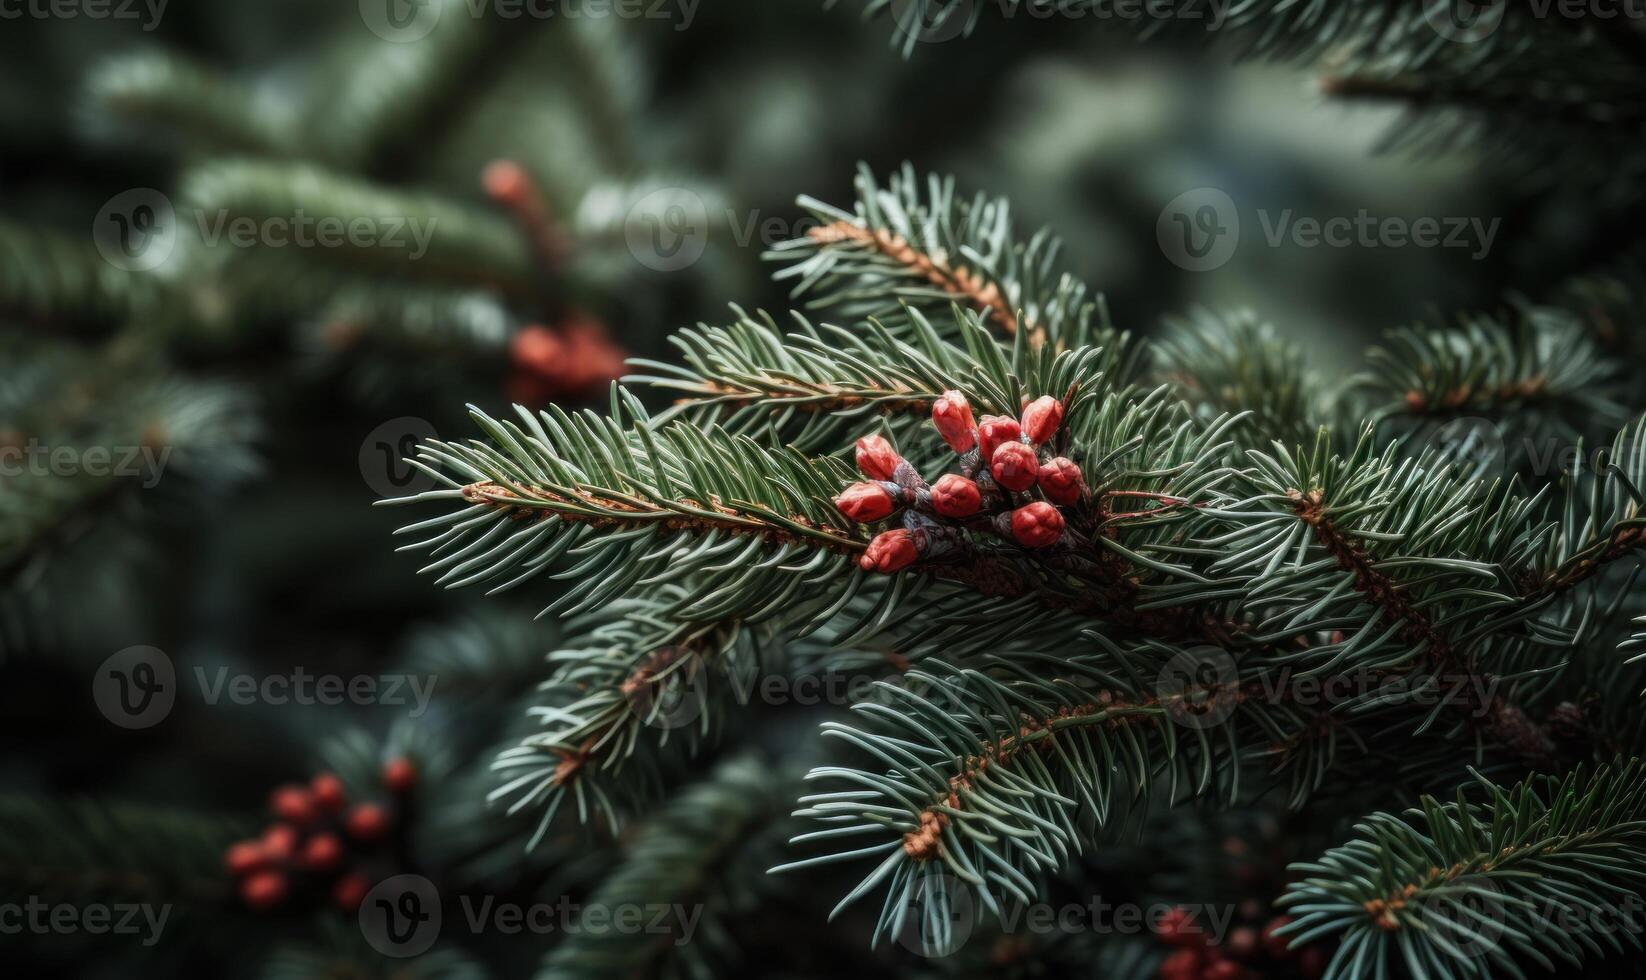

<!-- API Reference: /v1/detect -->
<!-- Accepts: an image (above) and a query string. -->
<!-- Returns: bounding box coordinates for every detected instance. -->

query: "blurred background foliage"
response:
[1,1,1637,976]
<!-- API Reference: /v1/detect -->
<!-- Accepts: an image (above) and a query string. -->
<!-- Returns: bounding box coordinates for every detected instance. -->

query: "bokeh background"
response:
[0,1,1632,976]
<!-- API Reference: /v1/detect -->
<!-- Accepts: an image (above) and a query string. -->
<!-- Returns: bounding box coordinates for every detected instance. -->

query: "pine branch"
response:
[0,795,248,906]
[634,305,1134,453]
[537,755,795,980]
[86,51,294,157]
[767,164,1099,348]
[1277,759,1646,980]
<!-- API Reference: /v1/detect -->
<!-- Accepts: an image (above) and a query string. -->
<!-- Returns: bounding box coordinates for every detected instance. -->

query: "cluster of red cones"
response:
[836,390,1088,573]
[224,758,417,914]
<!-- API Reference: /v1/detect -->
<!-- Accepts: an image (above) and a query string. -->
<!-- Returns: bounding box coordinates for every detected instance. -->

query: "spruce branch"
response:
[1277,760,1646,980]
[768,164,1097,348]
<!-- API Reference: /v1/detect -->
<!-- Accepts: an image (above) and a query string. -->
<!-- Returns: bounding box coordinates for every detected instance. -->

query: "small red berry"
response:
[332,872,371,913]
[976,416,1021,464]
[859,529,919,573]
[833,482,897,523]
[310,772,346,812]
[931,390,977,453]
[1225,926,1260,961]
[261,824,298,862]
[301,833,345,873]
[1010,501,1065,549]
[1202,958,1246,980]
[1298,946,1328,980]
[346,803,391,842]
[270,785,317,826]
[1158,906,1204,949]
[1158,948,1202,980]
[1261,916,1295,958]
[990,442,1039,492]
[1038,457,1084,505]
[482,159,531,205]
[510,325,563,375]
[1020,395,1064,444]
[224,840,267,877]
[383,757,418,795]
[854,434,901,480]
[240,870,288,911]
[931,474,982,518]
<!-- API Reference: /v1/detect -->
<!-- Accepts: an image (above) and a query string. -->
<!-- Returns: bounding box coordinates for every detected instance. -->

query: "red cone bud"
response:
[1226,926,1260,960]
[345,803,390,842]
[931,390,976,453]
[333,872,371,913]
[240,870,288,910]
[224,840,268,877]
[1020,395,1064,444]
[1261,916,1295,958]
[310,772,346,812]
[1158,949,1203,980]
[976,416,1021,464]
[833,482,897,523]
[270,785,317,826]
[1159,906,1206,949]
[482,159,532,206]
[261,824,298,862]
[383,758,418,795]
[990,442,1039,492]
[859,529,919,573]
[930,474,982,518]
[510,324,564,375]
[1038,457,1084,505]
[854,434,901,480]
[1010,501,1065,548]
[300,833,345,873]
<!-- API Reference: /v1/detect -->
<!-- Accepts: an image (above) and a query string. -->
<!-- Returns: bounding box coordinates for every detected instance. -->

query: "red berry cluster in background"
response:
[1156,908,1327,980]
[838,390,1089,572]
[508,314,628,405]
[224,758,418,914]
